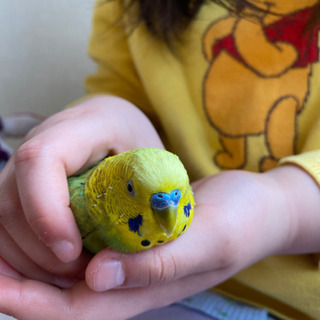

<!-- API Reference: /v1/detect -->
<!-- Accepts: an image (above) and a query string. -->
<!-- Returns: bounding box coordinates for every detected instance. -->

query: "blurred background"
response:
[0,0,95,318]
[0,0,95,147]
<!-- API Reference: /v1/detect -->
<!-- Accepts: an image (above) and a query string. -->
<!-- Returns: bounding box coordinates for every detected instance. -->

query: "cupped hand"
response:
[85,169,292,292]
[0,95,164,286]
[0,169,297,320]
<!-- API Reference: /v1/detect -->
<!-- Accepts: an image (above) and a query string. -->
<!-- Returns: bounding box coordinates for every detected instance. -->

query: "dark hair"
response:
[126,0,204,43]
[124,0,235,43]
[124,0,320,44]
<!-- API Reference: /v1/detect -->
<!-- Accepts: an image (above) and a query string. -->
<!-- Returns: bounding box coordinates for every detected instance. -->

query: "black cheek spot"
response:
[141,240,151,247]
[177,225,187,238]
[157,240,164,244]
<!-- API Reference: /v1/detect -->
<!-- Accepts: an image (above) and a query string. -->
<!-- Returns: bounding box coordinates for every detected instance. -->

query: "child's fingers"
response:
[13,147,83,263]
[0,270,222,320]
[0,255,24,280]
[0,275,70,320]
[12,111,114,263]
[0,97,164,282]
[0,222,84,288]
[0,160,90,279]
[13,98,163,263]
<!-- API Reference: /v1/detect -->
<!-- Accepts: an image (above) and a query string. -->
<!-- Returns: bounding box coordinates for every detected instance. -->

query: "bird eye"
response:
[127,181,135,197]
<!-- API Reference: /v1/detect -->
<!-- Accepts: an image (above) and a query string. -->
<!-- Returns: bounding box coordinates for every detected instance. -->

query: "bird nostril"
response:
[158,194,163,199]
[171,190,181,205]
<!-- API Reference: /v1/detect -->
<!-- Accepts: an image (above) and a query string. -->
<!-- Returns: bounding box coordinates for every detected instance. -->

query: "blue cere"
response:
[128,214,142,234]
[151,190,181,209]
[184,203,192,217]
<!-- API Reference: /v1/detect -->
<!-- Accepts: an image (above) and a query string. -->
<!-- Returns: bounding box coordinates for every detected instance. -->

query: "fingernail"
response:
[93,260,125,292]
[50,240,75,263]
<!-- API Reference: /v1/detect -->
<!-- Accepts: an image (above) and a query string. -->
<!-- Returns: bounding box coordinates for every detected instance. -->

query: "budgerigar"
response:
[68,147,194,253]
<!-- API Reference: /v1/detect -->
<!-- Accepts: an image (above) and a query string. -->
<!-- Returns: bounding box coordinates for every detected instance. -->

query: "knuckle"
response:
[27,214,60,245]
[27,214,48,234]
[14,139,50,167]
[147,249,178,285]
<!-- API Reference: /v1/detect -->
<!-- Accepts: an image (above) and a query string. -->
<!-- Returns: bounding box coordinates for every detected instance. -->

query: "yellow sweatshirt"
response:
[85,0,320,319]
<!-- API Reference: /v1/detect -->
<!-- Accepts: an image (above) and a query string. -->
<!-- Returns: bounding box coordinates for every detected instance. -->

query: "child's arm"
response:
[0,164,319,320]
[0,95,164,285]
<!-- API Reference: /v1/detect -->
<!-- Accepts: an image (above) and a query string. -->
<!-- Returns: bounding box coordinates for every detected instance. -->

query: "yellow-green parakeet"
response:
[68,148,194,253]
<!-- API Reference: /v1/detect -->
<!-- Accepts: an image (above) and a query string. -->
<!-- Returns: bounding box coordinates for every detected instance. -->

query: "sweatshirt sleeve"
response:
[280,118,320,186]
[84,0,154,119]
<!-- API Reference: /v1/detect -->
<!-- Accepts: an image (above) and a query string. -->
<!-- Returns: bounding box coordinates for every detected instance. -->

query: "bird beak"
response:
[153,206,178,238]
[151,190,181,238]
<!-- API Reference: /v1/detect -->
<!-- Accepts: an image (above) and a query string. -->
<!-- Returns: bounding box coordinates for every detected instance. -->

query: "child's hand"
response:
[84,169,293,292]
[1,165,319,320]
[0,95,164,286]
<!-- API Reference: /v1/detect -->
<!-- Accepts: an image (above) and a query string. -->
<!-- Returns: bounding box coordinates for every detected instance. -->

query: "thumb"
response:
[85,209,235,292]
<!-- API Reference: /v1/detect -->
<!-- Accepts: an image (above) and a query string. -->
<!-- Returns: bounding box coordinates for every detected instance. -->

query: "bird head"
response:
[115,148,190,237]
[85,147,192,252]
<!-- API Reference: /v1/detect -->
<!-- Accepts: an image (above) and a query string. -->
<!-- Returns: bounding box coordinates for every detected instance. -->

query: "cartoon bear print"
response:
[203,0,320,171]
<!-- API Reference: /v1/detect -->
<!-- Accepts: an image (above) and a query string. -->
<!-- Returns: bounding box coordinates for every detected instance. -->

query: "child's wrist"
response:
[263,165,320,255]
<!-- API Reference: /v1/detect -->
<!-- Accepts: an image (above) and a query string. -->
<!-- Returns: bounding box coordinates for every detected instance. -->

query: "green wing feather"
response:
[68,164,100,242]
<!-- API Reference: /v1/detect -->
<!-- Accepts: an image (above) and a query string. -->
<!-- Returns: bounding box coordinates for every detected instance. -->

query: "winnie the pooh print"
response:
[203,0,320,171]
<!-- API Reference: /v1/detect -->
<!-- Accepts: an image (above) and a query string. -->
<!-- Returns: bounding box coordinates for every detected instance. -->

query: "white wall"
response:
[0,0,95,117]
[0,1,95,318]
